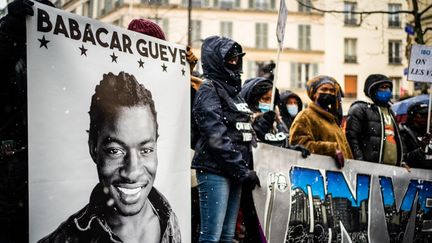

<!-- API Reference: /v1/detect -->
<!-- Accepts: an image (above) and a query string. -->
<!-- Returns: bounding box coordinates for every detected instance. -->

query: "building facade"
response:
[55,0,412,111]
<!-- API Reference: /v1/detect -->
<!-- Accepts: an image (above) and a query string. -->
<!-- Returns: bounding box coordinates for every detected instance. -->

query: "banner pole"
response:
[270,46,282,110]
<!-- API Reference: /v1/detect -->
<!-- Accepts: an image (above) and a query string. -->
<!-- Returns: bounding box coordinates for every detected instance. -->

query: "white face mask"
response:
[287,104,298,117]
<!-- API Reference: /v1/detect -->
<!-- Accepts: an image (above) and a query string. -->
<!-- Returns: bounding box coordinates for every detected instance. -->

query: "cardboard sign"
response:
[408,45,432,82]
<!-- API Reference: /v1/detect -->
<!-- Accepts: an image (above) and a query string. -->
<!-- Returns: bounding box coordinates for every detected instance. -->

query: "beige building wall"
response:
[59,0,412,112]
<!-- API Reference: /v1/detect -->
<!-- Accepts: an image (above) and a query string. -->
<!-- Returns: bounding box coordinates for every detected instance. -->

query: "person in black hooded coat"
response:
[191,36,261,243]
[345,74,403,166]
[239,77,310,158]
[279,90,303,133]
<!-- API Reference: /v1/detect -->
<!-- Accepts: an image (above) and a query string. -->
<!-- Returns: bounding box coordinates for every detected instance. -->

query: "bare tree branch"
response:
[295,0,413,15]
[424,27,432,35]
[420,4,432,16]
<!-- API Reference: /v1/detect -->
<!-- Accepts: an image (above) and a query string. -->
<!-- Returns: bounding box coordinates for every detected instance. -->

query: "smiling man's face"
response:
[94,105,157,216]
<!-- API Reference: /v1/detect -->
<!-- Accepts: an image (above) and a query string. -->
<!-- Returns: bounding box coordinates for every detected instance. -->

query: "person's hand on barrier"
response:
[334,150,344,169]
[401,162,411,173]
[242,170,261,190]
[289,144,310,158]
[8,0,34,17]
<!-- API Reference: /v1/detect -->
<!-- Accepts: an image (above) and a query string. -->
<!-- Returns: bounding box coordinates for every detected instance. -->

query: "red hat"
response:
[128,19,166,41]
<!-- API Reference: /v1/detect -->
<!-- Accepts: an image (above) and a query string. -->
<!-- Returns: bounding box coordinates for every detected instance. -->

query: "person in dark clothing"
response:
[345,74,403,166]
[0,0,54,242]
[399,102,432,170]
[239,77,310,156]
[279,90,303,132]
[192,36,261,243]
[238,77,309,242]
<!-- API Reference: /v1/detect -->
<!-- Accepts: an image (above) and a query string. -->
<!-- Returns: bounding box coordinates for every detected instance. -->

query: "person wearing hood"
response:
[289,75,353,168]
[191,36,260,243]
[279,90,303,133]
[239,77,310,156]
[345,74,403,166]
[399,102,432,170]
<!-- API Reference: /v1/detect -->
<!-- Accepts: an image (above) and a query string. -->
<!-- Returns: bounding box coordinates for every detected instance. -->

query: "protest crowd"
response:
[1,0,432,242]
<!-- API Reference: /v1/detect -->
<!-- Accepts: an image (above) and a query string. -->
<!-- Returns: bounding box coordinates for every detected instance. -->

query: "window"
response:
[344,75,357,98]
[220,21,233,38]
[104,0,113,14]
[344,2,357,26]
[218,0,239,9]
[249,0,276,10]
[184,0,210,7]
[344,38,357,63]
[191,20,202,45]
[298,0,311,12]
[390,77,401,99]
[255,23,268,49]
[290,63,318,89]
[247,61,260,79]
[389,40,402,64]
[145,0,168,5]
[298,25,311,51]
[388,4,401,27]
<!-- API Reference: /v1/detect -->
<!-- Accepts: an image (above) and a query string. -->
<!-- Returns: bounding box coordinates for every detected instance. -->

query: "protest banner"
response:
[27,3,190,242]
[253,143,432,243]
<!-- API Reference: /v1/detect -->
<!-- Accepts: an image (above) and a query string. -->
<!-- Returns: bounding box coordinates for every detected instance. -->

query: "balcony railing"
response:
[389,57,402,64]
[388,20,401,27]
[344,55,357,63]
[344,18,358,26]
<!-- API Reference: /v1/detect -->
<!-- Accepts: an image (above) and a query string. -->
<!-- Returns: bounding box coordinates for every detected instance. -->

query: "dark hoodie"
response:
[345,74,403,165]
[192,36,252,180]
[279,90,303,131]
[239,77,289,147]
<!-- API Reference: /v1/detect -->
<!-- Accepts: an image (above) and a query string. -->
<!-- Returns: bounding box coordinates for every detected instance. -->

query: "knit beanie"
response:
[128,19,166,40]
[363,74,392,98]
[306,75,337,101]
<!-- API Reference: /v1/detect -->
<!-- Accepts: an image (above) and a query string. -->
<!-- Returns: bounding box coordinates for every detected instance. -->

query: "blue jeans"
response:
[197,171,242,243]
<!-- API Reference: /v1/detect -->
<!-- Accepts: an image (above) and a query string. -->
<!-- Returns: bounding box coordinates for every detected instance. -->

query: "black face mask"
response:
[225,62,241,72]
[317,93,336,109]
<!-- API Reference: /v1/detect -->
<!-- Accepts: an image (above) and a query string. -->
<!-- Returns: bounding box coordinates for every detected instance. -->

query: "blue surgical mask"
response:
[258,103,271,113]
[375,89,392,103]
[287,105,298,117]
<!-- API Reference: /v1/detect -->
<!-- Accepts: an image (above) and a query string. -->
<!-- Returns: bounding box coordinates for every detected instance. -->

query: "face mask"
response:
[225,63,241,72]
[375,89,392,103]
[258,103,272,113]
[287,105,298,117]
[317,93,336,108]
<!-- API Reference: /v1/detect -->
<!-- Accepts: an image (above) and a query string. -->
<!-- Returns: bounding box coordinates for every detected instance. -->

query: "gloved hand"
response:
[8,0,34,17]
[334,150,344,169]
[186,46,198,73]
[262,110,276,124]
[420,133,432,147]
[252,111,276,142]
[241,170,261,191]
[288,144,310,158]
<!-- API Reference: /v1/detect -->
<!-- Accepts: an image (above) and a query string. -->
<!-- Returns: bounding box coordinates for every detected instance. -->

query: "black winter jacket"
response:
[345,101,403,164]
[192,36,252,181]
[399,123,432,169]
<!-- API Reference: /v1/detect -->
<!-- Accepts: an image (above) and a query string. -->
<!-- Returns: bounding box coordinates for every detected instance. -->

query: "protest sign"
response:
[253,143,432,243]
[27,3,190,242]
